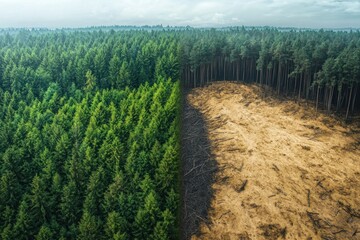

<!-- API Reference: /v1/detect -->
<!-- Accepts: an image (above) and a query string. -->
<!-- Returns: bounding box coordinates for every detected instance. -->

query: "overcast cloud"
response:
[0,0,359,28]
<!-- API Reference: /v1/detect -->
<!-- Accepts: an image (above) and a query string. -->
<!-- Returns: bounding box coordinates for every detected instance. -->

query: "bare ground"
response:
[184,82,360,240]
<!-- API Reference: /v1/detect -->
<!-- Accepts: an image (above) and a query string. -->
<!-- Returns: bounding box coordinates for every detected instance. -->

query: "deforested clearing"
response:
[187,82,360,240]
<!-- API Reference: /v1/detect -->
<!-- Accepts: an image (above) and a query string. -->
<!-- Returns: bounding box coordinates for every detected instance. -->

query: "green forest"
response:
[0,30,180,239]
[0,27,359,239]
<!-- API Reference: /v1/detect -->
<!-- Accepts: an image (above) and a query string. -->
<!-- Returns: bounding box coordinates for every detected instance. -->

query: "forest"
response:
[0,30,180,239]
[180,28,360,118]
[0,27,359,240]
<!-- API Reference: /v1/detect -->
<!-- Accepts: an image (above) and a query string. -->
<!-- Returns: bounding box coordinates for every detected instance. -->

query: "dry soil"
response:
[186,82,360,240]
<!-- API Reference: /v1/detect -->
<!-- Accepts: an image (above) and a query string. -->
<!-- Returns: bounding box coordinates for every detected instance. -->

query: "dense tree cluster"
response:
[180,28,360,118]
[0,30,180,239]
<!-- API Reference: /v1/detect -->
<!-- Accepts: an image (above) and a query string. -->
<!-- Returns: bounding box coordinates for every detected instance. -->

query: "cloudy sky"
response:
[0,0,359,28]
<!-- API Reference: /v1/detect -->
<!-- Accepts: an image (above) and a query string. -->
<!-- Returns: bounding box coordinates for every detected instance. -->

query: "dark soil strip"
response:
[180,91,218,240]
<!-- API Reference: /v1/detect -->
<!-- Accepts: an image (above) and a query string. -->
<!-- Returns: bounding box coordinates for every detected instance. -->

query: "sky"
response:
[0,0,359,29]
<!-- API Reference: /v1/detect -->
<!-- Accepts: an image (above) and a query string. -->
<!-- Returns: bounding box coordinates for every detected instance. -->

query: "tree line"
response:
[179,28,360,118]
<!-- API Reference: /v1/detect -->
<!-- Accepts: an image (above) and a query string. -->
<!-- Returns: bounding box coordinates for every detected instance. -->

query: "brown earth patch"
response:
[184,82,360,240]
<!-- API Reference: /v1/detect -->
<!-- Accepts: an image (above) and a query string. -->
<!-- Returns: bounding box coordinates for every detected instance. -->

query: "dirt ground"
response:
[186,82,360,240]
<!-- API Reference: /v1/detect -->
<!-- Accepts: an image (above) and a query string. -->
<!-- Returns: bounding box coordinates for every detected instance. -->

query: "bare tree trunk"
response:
[277,62,281,94]
[324,87,328,110]
[306,71,311,99]
[294,74,297,98]
[223,57,226,81]
[242,60,245,81]
[215,58,218,80]
[250,59,254,81]
[265,68,269,86]
[351,84,358,113]
[207,64,209,84]
[272,62,276,87]
[336,85,342,112]
[327,86,334,112]
[298,72,303,101]
[346,85,353,120]
[285,64,289,95]
[316,85,320,112]
[237,61,240,81]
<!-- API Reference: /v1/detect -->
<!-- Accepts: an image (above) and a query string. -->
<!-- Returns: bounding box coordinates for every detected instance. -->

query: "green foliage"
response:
[133,190,160,239]
[105,211,128,240]
[85,70,96,92]
[35,225,54,240]
[152,209,176,240]
[77,211,102,240]
[0,29,180,239]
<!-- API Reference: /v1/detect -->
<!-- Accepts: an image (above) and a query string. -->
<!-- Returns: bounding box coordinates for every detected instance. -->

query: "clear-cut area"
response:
[184,82,360,240]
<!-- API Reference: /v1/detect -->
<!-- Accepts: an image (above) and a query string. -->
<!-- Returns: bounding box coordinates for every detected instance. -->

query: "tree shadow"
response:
[180,89,218,240]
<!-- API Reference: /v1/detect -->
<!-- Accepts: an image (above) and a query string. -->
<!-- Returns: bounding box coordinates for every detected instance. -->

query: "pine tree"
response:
[133,191,160,239]
[77,211,102,240]
[151,209,176,240]
[104,211,128,240]
[35,225,54,240]
[117,62,131,89]
[85,70,96,92]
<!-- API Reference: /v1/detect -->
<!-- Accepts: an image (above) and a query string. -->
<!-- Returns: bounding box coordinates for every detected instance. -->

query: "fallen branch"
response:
[193,167,218,178]
[272,164,280,172]
[198,145,211,157]
[332,229,346,235]
[184,163,204,176]
[236,179,248,193]
[226,147,243,152]
[222,162,244,172]
[214,138,233,143]
[275,187,287,196]
[307,211,321,232]
[338,201,360,218]
[316,178,326,187]
[218,210,231,220]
